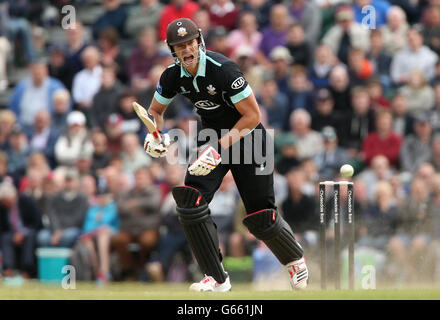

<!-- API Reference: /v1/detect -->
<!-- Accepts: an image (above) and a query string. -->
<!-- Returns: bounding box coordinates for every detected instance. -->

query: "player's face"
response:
[173,39,199,69]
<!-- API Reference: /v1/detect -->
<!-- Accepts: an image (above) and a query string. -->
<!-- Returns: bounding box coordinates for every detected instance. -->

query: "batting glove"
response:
[144,132,171,158]
[188,144,222,176]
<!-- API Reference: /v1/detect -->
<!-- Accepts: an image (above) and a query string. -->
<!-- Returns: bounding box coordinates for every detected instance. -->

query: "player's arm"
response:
[148,97,168,132]
[219,92,261,149]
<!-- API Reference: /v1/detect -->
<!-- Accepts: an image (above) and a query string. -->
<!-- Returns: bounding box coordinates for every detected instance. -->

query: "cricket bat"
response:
[132,102,161,143]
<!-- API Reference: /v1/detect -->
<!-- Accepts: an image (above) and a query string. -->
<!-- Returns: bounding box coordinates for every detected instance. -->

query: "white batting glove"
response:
[144,133,171,158]
[188,145,222,176]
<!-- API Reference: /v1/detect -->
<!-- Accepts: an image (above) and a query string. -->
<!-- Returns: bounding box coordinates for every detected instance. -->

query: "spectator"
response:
[352,0,391,27]
[98,28,128,84]
[8,60,67,135]
[6,125,29,184]
[363,109,403,168]
[48,44,76,91]
[367,29,393,90]
[37,169,88,248]
[90,64,125,131]
[311,88,341,132]
[322,4,370,64]
[274,133,300,175]
[0,110,16,151]
[314,126,351,181]
[285,23,311,67]
[381,6,409,55]
[400,114,434,174]
[269,46,293,97]
[208,0,239,31]
[51,89,70,137]
[127,27,160,91]
[286,0,322,49]
[0,181,42,278]
[28,110,59,168]
[0,34,10,91]
[125,0,164,39]
[366,78,391,111]
[75,149,94,179]
[206,26,233,58]
[288,108,324,161]
[431,133,440,171]
[80,185,119,284]
[231,45,264,96]
[90,131,111,177]
[328,64,352,114]
[193,9,213,46]
[104,113,124,156]
[227,11,262,59]
[255,4,291,66]
[80,174,98,206]
[120,133,151,175]
[158,0,200,41]
[281,168,317,249]
[347,47,375,86]
[398,70,435,116]
[116,90,143,136]
[391,93,414,137]
[390,27,438,85]
[112,166,161,280]
[430,82,440,132]
[54,111,93,169]
[64,21,90,74]
[0,151,8,182]
[92,0,128,40]
[240,0,274,30]
[420,4,440,57]
[358,154,395,202]
[286,65,315,116]
[338,86,375,151]
[307,44,337,89]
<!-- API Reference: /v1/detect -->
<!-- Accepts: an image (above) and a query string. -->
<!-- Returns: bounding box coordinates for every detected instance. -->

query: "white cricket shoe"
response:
[286,257,308,289]
[189,274,232,292]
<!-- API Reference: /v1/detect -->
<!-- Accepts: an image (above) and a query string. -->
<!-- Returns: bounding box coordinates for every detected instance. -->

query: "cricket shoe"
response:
[189,274,232,292]
[286,257,308,289]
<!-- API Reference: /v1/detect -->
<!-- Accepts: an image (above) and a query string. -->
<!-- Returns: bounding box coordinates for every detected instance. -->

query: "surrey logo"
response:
[177,27,187,37]
[207,84,216,95]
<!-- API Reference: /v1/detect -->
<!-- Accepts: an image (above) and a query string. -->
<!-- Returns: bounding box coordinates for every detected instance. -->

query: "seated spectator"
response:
[90,63,125,131]
[322,4,370,64]
[0,35,10,91]
[338,86,375,151]
[158,0,200,41]
[431,133,440,171]
[64,21,90,74]
[104,114,124,156]
[0,110,16,151]
[230,45,264,95]
[51,89,70,137]
[400,114,434,174]
[380,6,409,55]
[328,64,352,115]
[366,78,391,111]
[54,111,93,169]
[314,126,351,181]
[307,44,336,89]
[8,60,67,135]
[420,4,440,57]
[352,0,391,28]
[311,89,341,132]
[116,90,143,136]
[268,46,292,97]
[347,47,374,87]
[80,185,119,284]
[193,9,213,46]
[206,26,233,58]
[112,166,161,280]
[357,180,399,251]
[287,0,322,49]
[0,181,42,279]
[390,27,438,85]
[37,169,87,249]
[208,0,239,31]
[281,168,317,249]
[286,65,315,116]
[98,27,128,84]
[430,82,440,132]
[391,93,413,136]
[127,27,160,91]
[0,151,8,182]
[288,109,324,161]
[257,73,289,133]
[80,174,98,206]
[367,29,393,90]
[227,12,262,60]
[72,46,102,114]
[124,0,164,39]
[92,0,128,40]
[397,70,435,117]
[274,132,300,176]
[285,23,311,67]
[75,149,94,179]
[48,44,76,91]
[358,154,395,202]
[120,133,151,175]
[254,4,290,67]
[362,109,403,168]
[6,125,30,184]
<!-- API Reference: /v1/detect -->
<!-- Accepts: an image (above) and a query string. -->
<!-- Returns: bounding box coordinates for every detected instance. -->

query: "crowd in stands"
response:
[1,0,440,286]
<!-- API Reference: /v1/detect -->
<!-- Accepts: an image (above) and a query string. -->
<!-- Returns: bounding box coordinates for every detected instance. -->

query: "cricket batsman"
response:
[144,18,308,291]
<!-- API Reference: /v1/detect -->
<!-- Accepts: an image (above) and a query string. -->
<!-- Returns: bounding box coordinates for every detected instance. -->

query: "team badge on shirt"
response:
[207,84,216,95]
[177,27,187,37]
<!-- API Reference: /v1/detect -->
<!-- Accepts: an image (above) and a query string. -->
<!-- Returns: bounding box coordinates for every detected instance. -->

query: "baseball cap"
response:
[67,111,86,126]
[316,88,333,101]
[321,126,338,141]
[270,46,293,63]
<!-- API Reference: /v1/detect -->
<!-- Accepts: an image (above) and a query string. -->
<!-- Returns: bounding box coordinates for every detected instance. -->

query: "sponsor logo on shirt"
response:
[207,84,216,95]
[194,100,221,110]
[231,77,245,90]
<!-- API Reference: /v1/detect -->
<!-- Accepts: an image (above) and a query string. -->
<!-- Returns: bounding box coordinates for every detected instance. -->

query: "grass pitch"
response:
[1,281,440,300]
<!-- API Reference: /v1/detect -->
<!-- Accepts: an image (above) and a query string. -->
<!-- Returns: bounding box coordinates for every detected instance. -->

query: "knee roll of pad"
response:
[172,186,227,283]
[243,209,304,265]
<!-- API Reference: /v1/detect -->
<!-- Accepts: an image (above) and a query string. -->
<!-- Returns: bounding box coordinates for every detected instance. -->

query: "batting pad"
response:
[172,186,227,283]
[243,209,304,265]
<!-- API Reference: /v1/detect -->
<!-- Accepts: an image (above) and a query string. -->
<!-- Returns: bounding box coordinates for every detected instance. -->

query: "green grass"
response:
[1,281,440,300]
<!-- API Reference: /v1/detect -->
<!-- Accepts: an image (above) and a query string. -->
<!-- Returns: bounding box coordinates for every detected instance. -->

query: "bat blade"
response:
[132,102,161,142]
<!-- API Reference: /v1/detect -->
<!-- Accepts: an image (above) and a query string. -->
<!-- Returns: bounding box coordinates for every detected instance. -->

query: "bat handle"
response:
[153,130,161,142]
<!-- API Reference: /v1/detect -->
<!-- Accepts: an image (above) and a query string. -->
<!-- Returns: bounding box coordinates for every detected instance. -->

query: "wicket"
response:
[319,181,355,290]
